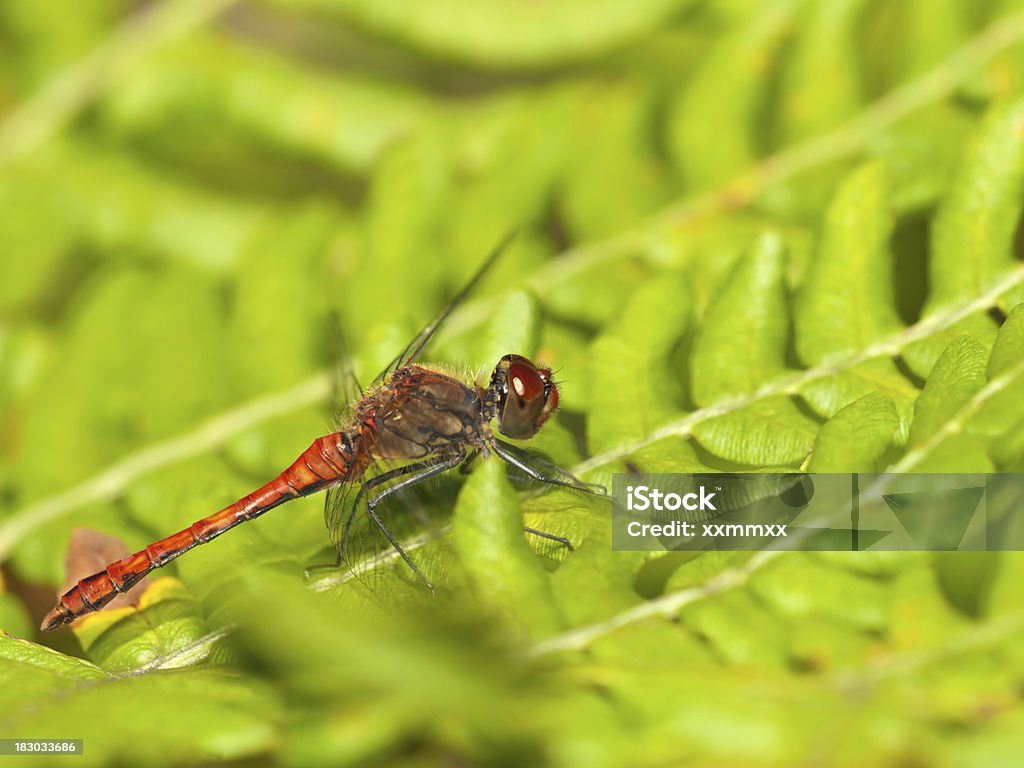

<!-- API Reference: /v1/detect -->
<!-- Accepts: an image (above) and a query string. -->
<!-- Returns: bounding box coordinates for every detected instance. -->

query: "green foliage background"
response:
[2,0,1024,765]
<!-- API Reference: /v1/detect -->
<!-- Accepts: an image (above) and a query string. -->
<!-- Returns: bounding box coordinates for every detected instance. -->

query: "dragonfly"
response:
[42,234,602,631]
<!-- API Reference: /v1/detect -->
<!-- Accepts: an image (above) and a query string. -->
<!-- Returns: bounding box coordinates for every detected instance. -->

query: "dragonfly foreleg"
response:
[490,438,606,495]
[364,451,465,592]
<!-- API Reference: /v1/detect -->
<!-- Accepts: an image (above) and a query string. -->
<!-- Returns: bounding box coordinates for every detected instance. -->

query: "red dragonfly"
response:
[42,235,601,631]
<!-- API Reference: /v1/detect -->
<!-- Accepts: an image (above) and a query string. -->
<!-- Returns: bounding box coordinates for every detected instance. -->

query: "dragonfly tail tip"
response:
[40,605,71,632]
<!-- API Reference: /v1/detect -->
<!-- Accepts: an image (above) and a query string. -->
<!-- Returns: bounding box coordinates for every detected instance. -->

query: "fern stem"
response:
[891,354,1024,473]
[529,549,784,657]
[529,12,1024,295]
[574,266,1024,475]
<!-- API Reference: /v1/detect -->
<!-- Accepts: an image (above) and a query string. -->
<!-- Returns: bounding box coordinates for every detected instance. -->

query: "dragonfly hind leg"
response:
[305,455,462,579]
[364,452,465,592]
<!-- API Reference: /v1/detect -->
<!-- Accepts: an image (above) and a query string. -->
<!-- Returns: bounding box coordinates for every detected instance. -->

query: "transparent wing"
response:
[327,309,363,427]
[370,231,516,386]
[323,480,358,558]
[318,464,393,597]
[320,309,364,553]
[315,479,391,600]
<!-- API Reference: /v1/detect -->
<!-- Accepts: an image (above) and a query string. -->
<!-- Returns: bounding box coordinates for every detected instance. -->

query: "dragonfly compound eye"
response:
[509,362,544,400]
[495,356,559,439]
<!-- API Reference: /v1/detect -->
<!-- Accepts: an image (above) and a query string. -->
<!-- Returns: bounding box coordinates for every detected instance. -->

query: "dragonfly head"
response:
[489,354,559,440]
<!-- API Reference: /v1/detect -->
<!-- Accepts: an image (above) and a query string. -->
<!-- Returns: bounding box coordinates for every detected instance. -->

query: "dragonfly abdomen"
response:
[40,432,358,631]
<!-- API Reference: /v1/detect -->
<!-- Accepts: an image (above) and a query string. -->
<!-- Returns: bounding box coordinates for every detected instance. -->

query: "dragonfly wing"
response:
[317,480,385,598]
[371,231,517,386]
[323,480,362,561]
[327,309,363,426]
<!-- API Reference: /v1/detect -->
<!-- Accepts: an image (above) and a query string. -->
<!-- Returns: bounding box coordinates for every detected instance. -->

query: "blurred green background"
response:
[2,0,1024,766]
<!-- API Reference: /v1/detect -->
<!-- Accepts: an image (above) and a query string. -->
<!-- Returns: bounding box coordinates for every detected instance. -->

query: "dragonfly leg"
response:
[490,438,607,495]
[364,452,465,592]
[458,449,480,476]
[340,459,452,558]
[306,457,459,577]
[524,527,573,550]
